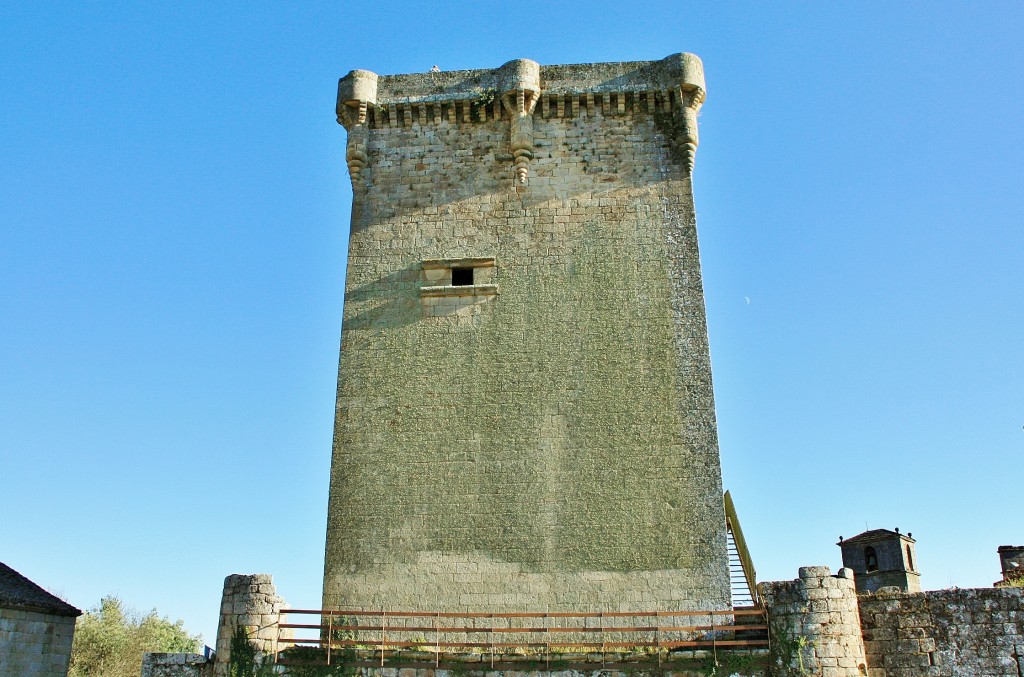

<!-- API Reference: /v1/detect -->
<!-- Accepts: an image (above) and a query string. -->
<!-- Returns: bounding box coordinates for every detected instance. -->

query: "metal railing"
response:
[274,607,768,669]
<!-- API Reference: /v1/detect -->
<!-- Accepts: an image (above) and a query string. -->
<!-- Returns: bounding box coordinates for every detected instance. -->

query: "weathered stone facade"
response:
[0,608,77,677]
[273,665,764,677]
[144,569,1024,677]
[758,566,1024,676]
[997,545,1024,586]
[759,566,869,677]
[324,53,729,615]
[859,586,1024,676]
[0,562,81,677]
[211,574,284,677]
[141,652,211,677]
[839,530,921,594]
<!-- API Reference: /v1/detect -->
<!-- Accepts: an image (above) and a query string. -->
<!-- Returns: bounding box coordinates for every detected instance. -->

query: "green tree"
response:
[69,595,201,677]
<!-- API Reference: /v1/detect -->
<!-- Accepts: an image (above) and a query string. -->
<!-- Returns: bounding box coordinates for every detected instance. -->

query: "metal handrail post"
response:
[711,611,717,666]
[274,610,281,665]
[544,610,549,671]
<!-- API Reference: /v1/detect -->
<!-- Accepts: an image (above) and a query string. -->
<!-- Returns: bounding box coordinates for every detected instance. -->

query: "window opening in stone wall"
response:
[865,546,878,572]
[420,257,497,299]
[906,544,914,571]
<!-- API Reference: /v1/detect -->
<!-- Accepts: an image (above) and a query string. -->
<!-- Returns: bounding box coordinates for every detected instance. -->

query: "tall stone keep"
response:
[324,54,729,613]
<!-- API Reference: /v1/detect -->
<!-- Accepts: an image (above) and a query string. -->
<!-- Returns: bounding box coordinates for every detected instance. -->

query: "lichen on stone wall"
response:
[759,566,868,677]
[0,609,77,677]
[858,586,1024,676]
[325,55,729,615]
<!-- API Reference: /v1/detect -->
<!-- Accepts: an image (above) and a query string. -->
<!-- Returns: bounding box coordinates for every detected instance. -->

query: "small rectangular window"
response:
[420,257,497,299]
[451,267,474,286]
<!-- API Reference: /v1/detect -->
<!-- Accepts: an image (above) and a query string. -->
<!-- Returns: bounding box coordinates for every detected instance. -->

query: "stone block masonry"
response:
[0,561,81,677]
[0,608,77,677]
[146,574,286,677]
[759,566,869,677]
[211,574,285,677]
[276,666,765,677]
[140,568,1023,676]
[758,566,1024,676]
[325,53,730,615]
[858,586,1024,677]
[141,652,211,677]
[146,576,770,676]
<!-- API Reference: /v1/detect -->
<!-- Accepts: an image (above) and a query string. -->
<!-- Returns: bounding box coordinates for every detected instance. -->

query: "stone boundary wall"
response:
[759,565,868,676]
[858,586,1024,676]
[143,569,1024,677]
[0,608,77,677]
[141,652,211,677]
[175,664,765,677]
[282,666,765,677]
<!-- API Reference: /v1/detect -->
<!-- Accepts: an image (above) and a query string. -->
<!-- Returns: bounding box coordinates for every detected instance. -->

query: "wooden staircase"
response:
[724,490,762,609]
[728,526,756,607]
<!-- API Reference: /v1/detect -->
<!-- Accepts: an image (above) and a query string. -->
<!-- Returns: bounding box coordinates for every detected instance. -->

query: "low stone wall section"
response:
[858,586,1024,677]
[0,608,77,677]
[141,653,211,677]
[305,668,763,677]
[141,568,1024,677]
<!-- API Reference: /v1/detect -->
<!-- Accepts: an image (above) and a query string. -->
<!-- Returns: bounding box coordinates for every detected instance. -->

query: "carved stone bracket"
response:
[336,69,378,191]
[498,60,541,185]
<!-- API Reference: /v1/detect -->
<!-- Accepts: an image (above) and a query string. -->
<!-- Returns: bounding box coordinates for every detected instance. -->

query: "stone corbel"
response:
[498,59,541,185]
[336,69,378,191]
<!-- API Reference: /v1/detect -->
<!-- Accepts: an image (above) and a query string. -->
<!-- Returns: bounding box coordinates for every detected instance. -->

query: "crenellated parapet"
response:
[334,53,707,189]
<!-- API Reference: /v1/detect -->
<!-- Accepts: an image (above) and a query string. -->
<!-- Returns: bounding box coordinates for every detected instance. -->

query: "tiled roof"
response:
[840,529,910,545]
[0,562,81,617]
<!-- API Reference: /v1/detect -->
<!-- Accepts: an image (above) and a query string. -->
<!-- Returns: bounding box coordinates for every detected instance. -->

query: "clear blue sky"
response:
[2,2,1021,646]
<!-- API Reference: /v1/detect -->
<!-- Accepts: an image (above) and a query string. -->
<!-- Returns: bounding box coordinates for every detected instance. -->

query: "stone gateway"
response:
[323,54,730,614]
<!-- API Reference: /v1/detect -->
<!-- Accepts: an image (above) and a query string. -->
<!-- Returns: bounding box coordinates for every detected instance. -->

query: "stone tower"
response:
[324,54,730,613]
[838,528,921,593]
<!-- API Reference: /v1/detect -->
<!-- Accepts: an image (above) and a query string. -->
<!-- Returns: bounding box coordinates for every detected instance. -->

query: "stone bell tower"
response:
[324,54,730,613]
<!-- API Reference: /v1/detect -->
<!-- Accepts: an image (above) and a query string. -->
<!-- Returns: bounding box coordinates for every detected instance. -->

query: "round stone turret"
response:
[759,566,868,676]
[677,52,706,94]
[336,69,378,128]
[212,574,285,677]
[338,69,378,107]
